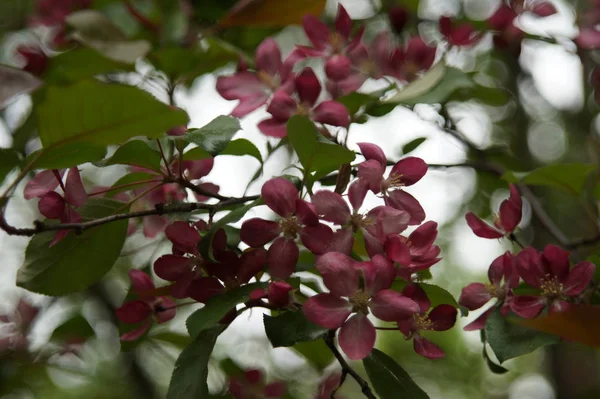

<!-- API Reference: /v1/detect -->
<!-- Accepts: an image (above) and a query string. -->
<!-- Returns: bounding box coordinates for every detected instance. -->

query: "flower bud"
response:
[388,6,408,34]
[325,55,351,81]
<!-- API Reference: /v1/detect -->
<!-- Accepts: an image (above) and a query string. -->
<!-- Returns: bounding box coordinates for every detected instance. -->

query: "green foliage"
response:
[0,149,21,183]
[263,311,328,348]
[44,47,134,83]
[402,137,427,155]
[96,140,162,172]
[186,283,267,338]
[26,143,106,169]
[503,163,596,195]
[485,310,559,363]
[292,339,334,371]
[286,116,355,190]
[363,349,430,399]
[220,138,263,164]
[179,116,241,156]
[167,326,224,399]
[51,314,95,342]
[105,172,158,198]
[17,199,129,295]
[35,81,188,160]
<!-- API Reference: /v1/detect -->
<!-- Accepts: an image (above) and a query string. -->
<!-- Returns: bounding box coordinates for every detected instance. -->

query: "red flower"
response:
[229,369,286,399]
[249,281,293,309]
[465,184,522,239]
[397,284,457,359]
[257,68,350,138]
[357,142,428,225]
[510,245,595,318]
[24,168,87,246]
[216,38,301,117]
[439,16,483,47]
[488,5,523,48]
[459,251,519,330]
[16,45,49,76]
[303,252,419,360]
[116,270,176,341]
[384,221,441,279]
[240,178,333,279]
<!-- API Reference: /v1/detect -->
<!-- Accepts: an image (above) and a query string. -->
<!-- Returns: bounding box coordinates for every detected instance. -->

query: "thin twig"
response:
[324,330,376,399]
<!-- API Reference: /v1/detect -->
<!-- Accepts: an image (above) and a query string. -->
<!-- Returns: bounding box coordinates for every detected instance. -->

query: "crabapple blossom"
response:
[303,252,419,359]
[438,16,483,47]
[229,369,286,399]
[465,184,522,239]
[397,283,457,359]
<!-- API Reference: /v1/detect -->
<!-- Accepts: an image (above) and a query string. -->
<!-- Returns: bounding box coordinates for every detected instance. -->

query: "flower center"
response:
[403,61,420,81]
[349,212,373,230]
[349,290,370,314]
[296,102,311,117]
[484,283,501,299]
[382,172,404,193]
[278,216,302,239]
[257,70,279,91]
[329,32,345,53]
[540,275,563,298]
[414,313,433,331]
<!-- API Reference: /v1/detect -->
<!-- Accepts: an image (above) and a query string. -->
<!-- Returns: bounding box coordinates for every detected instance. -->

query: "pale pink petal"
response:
[267,237,299,279]
[369,290,419,321]
[338,314,376,360]
[24,170,61,199]
[303,293,352,329]
[240,218,281,247]
[311,190,351,225]
[316,251,358,296]
[300,223,333,254]
[413,335,445,359]
[261,177,298,217]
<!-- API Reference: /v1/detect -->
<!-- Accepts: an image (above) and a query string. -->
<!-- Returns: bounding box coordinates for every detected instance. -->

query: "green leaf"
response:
[17,198,129,295]
[26,143,106,169]
[337,92,378,115]
[167,326,224,399]
[220,139,262,164]
[504,164,596,195]
[11,112,37,153]
[105,172,158,198]
[150,331,192,349]
[402,137,427,155]
[96,140,162,172]
[363,349,430,399]
[182,116,241,156]
[66,10,151,63]
[51,314,95,342]
[263,311,327,347]
[292,339,334,370]
[385,62,446,104]
[186,283,267,338]
[184,146,212,160]
[36,81,188,150]
[44,47,134,83]
[485,309,559,363]
[0,149,21,183]
[286,116,355,180]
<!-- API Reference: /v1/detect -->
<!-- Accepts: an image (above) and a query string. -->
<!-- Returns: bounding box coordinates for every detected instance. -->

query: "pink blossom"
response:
[249,281,293,309]
[257,68,350,138]
[488,5,523,48]
[229,369,286,399]
[116,270,176,341]
[303,252,419,359]
[397,284,457,359]
[356,142,427,225]
[439,16,483,47]
[0,298,39,353]
[465,184,522,239]
[314,373,346,399]
[384,221,441,279]
[216,38,302,117]
[510,245,595,318]
[16,45,48,76]
[459,251,519,330]
[241,178,333,279]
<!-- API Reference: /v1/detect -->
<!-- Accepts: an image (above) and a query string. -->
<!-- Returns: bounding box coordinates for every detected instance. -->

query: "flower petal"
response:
[563,261,595,296]
[458,283,492,310]
[295,67,321,106]
[241,218,281,247]
[465,212,504,239]
[363,254,395,294]
[369,290,419,321]
[348,179,369,210]
[128,269,155,295]
[302,14,330,49]
[237,248,267,283]
[267,237,299,279]
[303,293,351,329]
[154,255,191,282]
[64,167,87,207]
[390,157,427,186]
[257,118,288,138]
[316,251,359,296]
[266,90,298,121]
[311,190,351,225]
[510,295,546,319]
[24,170,61,199]
[188,277,225,303]
[120,320,151,341]
[295,198,319,226]
[541,244,570,282]
[463,308,494,331]
[338,314,376,360]
[413,335,445,359]
[384,190,425,225]
[312,100,350,127]
[165,222,200,252]
[428,305,457,331]
[357,160,385,193]
[402,283,431,313]
[38,191,66,219]
[216,71,265,100]
[255,37,282,76]
[261,177,298,217]
[384,235,411,265]
[335,4,353,39]
[143,215,168,238]
[301,223,333,255]
[155,296,176,323]
[116,300,151,324]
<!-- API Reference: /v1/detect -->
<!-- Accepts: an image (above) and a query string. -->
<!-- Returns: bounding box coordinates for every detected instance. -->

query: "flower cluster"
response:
[460,186,596,330]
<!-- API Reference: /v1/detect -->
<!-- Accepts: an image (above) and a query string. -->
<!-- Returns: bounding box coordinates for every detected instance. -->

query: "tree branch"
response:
[0,195,259,237]
[324,330,376,399]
